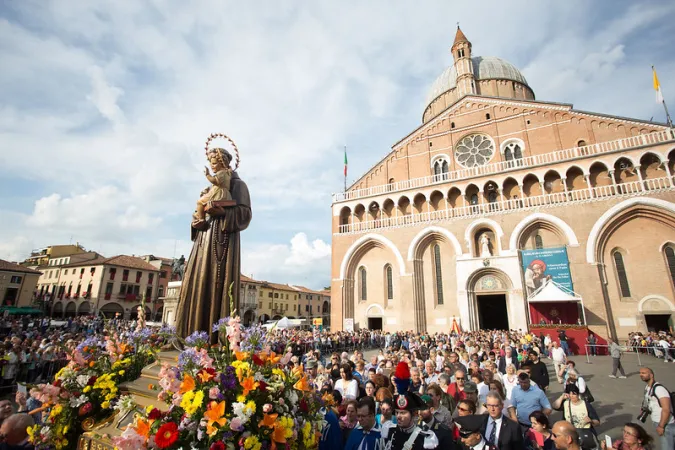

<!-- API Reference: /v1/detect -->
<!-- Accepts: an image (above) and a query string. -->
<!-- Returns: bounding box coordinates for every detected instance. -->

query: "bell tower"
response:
[451,25,475,97]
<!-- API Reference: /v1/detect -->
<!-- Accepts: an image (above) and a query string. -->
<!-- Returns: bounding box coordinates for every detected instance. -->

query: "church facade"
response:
[329,28,675,339]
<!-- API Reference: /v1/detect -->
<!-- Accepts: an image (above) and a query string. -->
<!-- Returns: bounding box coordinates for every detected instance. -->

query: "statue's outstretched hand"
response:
[204,166,211,177]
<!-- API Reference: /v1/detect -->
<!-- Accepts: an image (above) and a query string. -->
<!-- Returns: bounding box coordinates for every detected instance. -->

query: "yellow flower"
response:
[146,405,155,414]
[244,436,261,450]
[118,370,125,376]
[63,425,70,435]
[101,401,110,409]
[83,386,92,393]
[245,400,256,414]
[237,394,246,403]
[180,390,204,416]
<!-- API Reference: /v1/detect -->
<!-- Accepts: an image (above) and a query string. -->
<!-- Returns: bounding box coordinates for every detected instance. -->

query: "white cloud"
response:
[1,1,674,288]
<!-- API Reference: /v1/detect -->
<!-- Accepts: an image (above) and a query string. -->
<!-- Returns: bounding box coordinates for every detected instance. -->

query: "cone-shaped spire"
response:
[452,26,469,48]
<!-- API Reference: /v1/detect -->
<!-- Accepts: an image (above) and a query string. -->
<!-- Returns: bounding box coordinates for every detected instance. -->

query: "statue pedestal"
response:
[161,281,182,327]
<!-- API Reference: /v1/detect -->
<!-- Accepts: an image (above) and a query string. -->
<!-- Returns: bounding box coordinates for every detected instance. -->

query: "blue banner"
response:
[521,247,573,299]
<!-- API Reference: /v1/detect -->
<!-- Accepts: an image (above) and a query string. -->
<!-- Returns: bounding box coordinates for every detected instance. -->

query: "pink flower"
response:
[229,417,244,432]
[262,404,273,413]
[209,387,221,400]
[112,426,145,450]
[197,349,214,369]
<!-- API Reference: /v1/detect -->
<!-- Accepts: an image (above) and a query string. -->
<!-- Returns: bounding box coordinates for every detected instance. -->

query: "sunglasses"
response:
[457,407,470,413]
[456,377,465,380]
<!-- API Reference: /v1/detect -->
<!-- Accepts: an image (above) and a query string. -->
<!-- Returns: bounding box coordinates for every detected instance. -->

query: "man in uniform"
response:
[382,392,439,450]
[419,394,455,449]
[455,415,497,450]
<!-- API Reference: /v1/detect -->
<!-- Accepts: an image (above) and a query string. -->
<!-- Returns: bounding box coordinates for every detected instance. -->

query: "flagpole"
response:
[653,65,673,128]
[344,145,347,193]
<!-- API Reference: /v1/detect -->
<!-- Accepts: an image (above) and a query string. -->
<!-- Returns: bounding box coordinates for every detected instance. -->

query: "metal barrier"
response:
[584,344,674,366]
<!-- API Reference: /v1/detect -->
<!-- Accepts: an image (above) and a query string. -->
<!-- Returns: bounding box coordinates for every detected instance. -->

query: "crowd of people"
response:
[0,315,673,450]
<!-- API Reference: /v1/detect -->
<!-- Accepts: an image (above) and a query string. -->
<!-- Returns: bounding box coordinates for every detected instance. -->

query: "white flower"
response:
[69,395,88,408]
[76,375,90,388]
[286,390,299,406]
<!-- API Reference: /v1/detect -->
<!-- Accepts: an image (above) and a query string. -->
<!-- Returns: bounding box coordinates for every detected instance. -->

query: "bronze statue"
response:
[171,255,186,281]
[175,134,252,343]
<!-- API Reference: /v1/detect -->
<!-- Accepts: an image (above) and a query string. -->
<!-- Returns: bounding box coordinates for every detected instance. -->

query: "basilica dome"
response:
[425,56,531,108]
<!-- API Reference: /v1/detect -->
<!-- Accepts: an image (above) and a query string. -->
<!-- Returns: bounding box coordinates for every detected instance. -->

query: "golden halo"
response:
[204,133,240,171]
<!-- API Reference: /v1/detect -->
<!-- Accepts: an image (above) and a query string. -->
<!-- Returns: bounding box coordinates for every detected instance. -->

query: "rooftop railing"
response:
[333,129,675,203]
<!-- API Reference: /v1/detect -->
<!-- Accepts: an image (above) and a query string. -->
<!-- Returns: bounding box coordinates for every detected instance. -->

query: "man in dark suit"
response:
[497,346,520,374]
[521,350,549,391]
[481,391,523,450]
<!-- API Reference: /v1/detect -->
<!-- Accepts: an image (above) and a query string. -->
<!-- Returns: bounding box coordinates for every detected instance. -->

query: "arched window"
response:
[385,264,393,303]
[504,148,513,161]
[358,266,367,301]
[433,158,449,181]
[442,160,449,174]
[665,246,675,288]
[534,234,543,249]
[487,191,497,203]
[503,142,523,162]
[433,245,444,305]
[612,252,631,297]
[577,140,587,147]
[470,194,478,205]
[434,161,442,176]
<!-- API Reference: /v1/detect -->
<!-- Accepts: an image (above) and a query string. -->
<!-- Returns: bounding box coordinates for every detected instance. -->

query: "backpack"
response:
[649,383,675,417]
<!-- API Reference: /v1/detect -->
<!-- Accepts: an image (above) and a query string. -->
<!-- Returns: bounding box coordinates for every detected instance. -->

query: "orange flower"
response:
[272,422,288,443]
[234,351,249,361]
[268,352,281,365]
[259,413,278,428]
[240,376,259,397]
[204,401,227,436]
[197,369,215,383]
[148,384,155,390]
[89,361,95,367]
[134,418,153,439]
[293,374,311,392]
[179,374,196,394]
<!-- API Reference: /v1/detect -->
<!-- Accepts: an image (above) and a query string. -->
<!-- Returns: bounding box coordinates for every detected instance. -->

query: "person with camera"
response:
[551,384,600,449]
[638,367,674,450]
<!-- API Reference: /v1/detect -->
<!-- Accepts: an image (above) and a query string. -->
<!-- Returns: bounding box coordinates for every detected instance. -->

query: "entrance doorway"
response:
[477,294,509,329]
[367,317,383,330]
[645,314,671,332]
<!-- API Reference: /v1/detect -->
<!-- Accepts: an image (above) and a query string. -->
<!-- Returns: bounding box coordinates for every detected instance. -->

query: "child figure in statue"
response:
[194,147,233,226]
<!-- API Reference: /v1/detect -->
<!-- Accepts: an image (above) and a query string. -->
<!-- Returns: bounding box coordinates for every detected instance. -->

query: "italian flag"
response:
[344,147,348,177]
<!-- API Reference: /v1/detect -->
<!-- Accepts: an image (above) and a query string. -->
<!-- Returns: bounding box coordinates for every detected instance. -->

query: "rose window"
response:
[455,134,495,168]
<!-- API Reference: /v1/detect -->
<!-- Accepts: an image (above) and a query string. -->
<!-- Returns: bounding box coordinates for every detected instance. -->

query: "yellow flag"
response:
[653,66,664,103]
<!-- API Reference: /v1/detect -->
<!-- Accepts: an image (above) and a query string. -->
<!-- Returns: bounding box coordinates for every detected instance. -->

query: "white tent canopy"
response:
[262,316,305,330]
[528,279,586,324]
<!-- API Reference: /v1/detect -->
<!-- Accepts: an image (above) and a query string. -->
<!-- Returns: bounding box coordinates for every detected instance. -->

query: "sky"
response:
[1,1,674,289]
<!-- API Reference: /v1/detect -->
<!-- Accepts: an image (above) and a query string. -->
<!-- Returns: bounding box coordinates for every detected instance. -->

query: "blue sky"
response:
[1,1,674,289]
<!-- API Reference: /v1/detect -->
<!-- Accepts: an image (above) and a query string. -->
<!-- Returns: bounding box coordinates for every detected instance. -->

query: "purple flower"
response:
[212,318,230,333]
[220,366,237,391]
[185,331,209,347]
[178,348,200,370]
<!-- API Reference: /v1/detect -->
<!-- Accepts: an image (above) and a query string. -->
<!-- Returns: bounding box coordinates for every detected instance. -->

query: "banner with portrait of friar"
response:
[520,246,574,299]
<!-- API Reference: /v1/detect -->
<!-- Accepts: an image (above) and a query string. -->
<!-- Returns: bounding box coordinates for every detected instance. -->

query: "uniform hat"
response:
[463,381,478,394]
[420,394,434,408]
[455,414,485,438]
[393,392,425,412]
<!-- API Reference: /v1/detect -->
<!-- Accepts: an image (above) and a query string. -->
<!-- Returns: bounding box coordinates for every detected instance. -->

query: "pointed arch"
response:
[339,234,407,279]
[465,218,505,252]
[407,226,463,260]
[509,213,579,250]
[586,198,675,263]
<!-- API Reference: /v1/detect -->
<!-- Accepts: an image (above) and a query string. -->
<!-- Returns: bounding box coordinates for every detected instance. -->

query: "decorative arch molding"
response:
[366,304,385,317]
[637,295,675,313]
[499,138,525,154]
[407,226,463,260]
[464,218,505,252]
[586,198,675,263]
[466,267,515,292]
[339,233,407,280]
[510,213,580,250]
[430,153,451,168]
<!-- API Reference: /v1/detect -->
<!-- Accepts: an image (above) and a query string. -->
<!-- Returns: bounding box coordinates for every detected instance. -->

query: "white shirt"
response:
[551,347,566,363]
[334,378,359,400]
[471,438,487,450]
[477,382,490,403]
[485,415,503,445]
[645,383,675,424]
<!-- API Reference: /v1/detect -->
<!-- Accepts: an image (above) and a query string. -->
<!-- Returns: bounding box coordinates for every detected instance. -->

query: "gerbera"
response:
[155,422,179,449]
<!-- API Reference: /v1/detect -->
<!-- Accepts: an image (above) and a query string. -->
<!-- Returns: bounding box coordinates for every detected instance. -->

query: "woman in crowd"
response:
[364,381,376,400]
[552,384,600,448]
[376,398,396,427]
[502,363,518,399]
[339,399,358,445]
[600,423,653,450]
[565,368,587,394]
[334,363,359,401]
[528,410,555,450]
[425,383,453,427]
[452,399,477,440]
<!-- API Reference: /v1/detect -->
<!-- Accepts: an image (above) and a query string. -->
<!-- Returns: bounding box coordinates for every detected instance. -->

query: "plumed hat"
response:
[393,392,425,412]
[393,362,411,395]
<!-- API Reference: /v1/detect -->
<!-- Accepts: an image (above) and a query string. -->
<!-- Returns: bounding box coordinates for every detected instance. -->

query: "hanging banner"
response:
[343,318,354,332]
[521,246,574,299]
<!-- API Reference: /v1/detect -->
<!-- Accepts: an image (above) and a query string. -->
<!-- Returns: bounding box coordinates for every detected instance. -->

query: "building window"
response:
[146,286,153,299]
[358,266,367,301]
[534,234,544,249]
[259,291,263,297]
[470,194,478,205]
[286,294,289,299]
[160,270,167,279]
[136,271,142,283]
[294,305,296,311]
[451,122,455,129]
[148,273,154,283]
[485,113,491,120]
[433,244,444,305]
[269,302,272,309]
[10,276,22,284]
[122,269,129,281]
[503,142,523,162]
[577,140,587,147]
[64,269,68,275]
[665,247,675,288]
[268,292,273,298]
[274,293,279,298]
[385,264,393,302]
[487,191,498,203]
[159,286,164,297]
[612,251,631,297]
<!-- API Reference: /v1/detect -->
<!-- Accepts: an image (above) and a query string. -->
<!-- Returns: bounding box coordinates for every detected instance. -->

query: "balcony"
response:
[337,176,674,234]
[241,300,259,310]
[333,129,675,203]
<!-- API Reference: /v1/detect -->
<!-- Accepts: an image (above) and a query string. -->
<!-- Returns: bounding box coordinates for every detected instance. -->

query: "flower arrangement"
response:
[27,327,171,450]
[112,318,326,450]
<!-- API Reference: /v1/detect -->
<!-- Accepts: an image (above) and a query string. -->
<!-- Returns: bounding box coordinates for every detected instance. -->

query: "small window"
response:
[274,293,279,298]
[451,122,455,129]
[534,234,544,249]
[429,141,433,148]
[486,113,491,120]
[385,265,393,301]
[10,276,22,284]
[612,252,631,297]
[358,266,367,301]
[577,140,587,147]
[268,292,273,298]
[159,286,164,297]
[64,269,68,275]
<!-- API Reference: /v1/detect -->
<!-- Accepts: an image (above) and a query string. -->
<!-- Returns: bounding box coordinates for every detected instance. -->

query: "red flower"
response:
[298,398,309,414]
[53,380,62,388]
[78,402,93,417]
[210,441,225,450]
[258,380,268,391]
[252,354,264,366]
[155,422,179,449]
[88,376,97,386]
[148,408,162,420]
